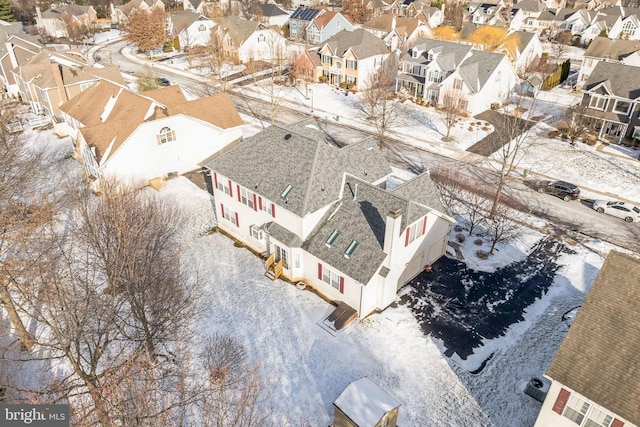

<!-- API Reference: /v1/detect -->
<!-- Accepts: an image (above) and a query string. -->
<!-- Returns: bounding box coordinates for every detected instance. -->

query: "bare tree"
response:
[563,101,590,145]
[121,6,166,58]
[199,333,272,427]
[443,0,465,30]
[484,203,523,254]
[341,0,370,24]
[440,86,467,141]
[252,33,289,124]
[203,26,232,93]
[359,58,404,149]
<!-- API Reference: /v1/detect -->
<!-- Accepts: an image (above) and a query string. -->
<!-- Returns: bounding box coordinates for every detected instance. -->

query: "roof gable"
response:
[546,251,640,425]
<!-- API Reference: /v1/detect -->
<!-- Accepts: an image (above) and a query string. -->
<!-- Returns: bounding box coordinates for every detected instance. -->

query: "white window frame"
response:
[322,265,340,290]
[223,206,236,226]
[241,187,255,209]
[158,127,174,144]
[633,126,640,139]
[217,180,230,196]
[589,95,607,110]
[249,224,264,241]
[613,99,632,115]
[407,220,425,245]
[563,395,614,427]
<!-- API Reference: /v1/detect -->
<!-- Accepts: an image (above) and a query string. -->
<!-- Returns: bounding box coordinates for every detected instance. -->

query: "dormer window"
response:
[199,24,206,31]
[258,34,265,43]
[157,127,175,144]
[344,240,359,258]
[412,49,419,58]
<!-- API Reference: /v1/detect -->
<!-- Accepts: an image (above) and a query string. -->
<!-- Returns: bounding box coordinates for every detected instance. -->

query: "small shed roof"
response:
[334,377,400,426]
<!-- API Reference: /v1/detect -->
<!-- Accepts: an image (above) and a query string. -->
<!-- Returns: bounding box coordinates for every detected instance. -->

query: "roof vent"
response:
[284,133,292,140]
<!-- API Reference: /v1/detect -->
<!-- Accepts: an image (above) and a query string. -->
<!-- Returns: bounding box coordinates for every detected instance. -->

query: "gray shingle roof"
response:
[171,9,202,34]
[302,174,441,285]
[405,39,473,71]
[458,50,506,93]
[323,29,390,59]
[258,3,289,17]
[584,61,640,100]
[584,36,640,60]
[546,250,640,425]
[202,118,391,217]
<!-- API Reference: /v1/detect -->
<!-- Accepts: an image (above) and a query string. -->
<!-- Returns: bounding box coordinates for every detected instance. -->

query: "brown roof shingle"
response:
[546,250,640,424]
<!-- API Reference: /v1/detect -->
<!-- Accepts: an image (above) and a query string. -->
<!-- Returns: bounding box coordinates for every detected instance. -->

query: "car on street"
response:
[528,180,581,201]
[156,77,170,86]
[592,200,640,222]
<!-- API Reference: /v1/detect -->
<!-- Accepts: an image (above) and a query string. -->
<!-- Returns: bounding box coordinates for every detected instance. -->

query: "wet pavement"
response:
[400,236,576,362]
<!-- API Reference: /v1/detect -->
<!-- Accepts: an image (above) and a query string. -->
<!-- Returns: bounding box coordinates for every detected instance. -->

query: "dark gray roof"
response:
[584,36,640,60]
[546,251,640,425]
[202,118,391,217]
[390,171,447,218]
[584,61,640,100]
[323,29,390,60]
[258,3,289,17]
[513,0,545,12]
[302,174,442,285]
[265,221,302,247]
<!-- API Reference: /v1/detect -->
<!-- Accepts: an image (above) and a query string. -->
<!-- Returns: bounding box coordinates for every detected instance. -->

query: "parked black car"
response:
[156,77,170,86]
[529,180,581,201]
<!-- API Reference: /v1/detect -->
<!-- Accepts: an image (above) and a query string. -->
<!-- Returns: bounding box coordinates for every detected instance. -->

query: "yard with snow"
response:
[5,120,629,426]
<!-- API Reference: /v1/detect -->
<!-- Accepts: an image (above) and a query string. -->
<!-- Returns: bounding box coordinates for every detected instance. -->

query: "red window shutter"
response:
[235,212,239,227]
[237,185,241,202]
[213,172,218,189]
[271,204,276,217]
[404,228,410,246]
[220,203,225,219]
[339,276,344,293]
[258,196,263,210]
[252,194,257,211]
[318,263,322,280]
[611,419,624,427]
[422,216,427,235]
[552,388,571,415]
[228,180,233,197]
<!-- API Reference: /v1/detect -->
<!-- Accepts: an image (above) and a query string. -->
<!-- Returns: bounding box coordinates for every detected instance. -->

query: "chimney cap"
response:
[389,209,402,218]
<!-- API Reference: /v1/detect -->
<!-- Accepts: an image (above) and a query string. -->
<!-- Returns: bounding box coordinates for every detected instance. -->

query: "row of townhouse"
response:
[35,4,98,40]
[200,118,454,320]
[395,38,519,116]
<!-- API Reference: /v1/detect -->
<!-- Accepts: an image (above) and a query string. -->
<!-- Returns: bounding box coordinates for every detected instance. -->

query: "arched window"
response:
[258,34,265,43]
[158,127,175,144]
[199,24,206,32]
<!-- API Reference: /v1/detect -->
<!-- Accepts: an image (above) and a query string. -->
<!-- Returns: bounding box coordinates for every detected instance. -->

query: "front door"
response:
[274,244,288,268]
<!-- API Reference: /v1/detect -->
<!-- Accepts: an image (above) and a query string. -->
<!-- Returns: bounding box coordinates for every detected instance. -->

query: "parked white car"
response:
[592,200,640,222]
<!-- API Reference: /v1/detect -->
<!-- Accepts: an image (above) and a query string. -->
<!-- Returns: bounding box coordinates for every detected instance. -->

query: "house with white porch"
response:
[59,81,244,189]
[200,118,454,319]
[534,250,640,427]
[396,38,518,116]
[576,60,640,143]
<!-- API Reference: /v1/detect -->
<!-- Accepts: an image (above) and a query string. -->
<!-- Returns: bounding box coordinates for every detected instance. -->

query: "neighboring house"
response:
[533,250,640,427]
[291,47,321,82]
[305,11,354,45]
[315,29,391,89]
[499,30,543,77]
[170,10,216,49]
[509,0,547,31]
[522,9,559,33]
[362,15,432,51]
[35,4,98,39]
[59,81,244,188]
[576,36,640,88]
[182,0,218,15]
[0,32,44,94]
[288,6,324,40]
[396,38,518,116]
[216,16,288,64]
[554,7,596,35]
[577,61,640,142]
[467,1,507,25]
[334,378,401,427]
[609,8,640,40]
[111,0,165,25]
[10,50,125,135]
[200,118,454,318]
[255,3,290,27]
[399,1,445,27]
